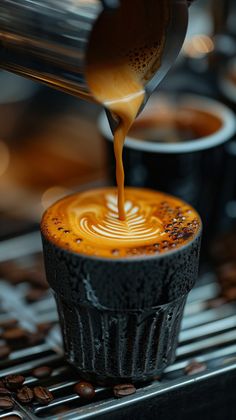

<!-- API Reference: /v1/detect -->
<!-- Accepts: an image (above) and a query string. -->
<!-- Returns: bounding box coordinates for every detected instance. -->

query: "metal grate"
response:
[0,232,236,419]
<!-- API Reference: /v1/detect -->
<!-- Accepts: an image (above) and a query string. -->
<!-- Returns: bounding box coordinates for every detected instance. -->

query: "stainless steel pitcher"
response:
[0,0,191,105]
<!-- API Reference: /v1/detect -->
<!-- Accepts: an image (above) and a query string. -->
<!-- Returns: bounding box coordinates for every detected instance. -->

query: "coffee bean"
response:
[0,319,18,330]
[32,366,52,379]
[0,345,11,359]
[74,382,95,400]
[25,288,47,303]
[4,374,25,390]
[33,386,53,405]
[27,332,44,347]
[2,416,21,420]
[37,322,53,334]
[113,384,136,398]
[25,270,48,290]
[0,380,5,388]
[184,361,206,375]
[222,287,236,302]
[17,386,34,404]
[0,387,11,395]
[0,396,14,409]
[2,328,28,343]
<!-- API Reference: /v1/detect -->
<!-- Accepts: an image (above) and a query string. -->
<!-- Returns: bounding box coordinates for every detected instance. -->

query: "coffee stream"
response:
[86,0,170,220]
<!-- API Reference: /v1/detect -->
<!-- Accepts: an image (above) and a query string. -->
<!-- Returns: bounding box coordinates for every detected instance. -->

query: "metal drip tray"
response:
[0,232,236,420]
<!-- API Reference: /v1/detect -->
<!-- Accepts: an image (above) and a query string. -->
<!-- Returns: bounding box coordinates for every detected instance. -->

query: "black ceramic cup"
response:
[99,94,235,243]
[41,209,201,385]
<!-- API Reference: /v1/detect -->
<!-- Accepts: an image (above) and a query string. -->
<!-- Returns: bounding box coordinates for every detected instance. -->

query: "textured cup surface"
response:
[41,229,201,384]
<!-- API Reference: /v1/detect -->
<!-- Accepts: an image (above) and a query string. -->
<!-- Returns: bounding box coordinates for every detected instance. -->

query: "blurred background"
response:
[0,2,236,418]
[0,0,236,242]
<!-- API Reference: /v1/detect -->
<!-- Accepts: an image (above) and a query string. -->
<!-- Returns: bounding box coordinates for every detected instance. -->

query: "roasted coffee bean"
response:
[25,288,47,303]
[113,384,136,398]
[0,387,11,395]
[16,386,34,404]
[184,361,206,375]
[33,386,54,405]
[0,319,18,330]
[218,263,236,284]
[27,332,44,347]
[0,380,5,388]
[2,416,21,420]
[26,269,48,290]
[0,395,14,409]
[4,374,25,390]
[2,328,28,343]
[32,366,52,379]
[0,345,11,359]
[37,322,53,334]
[222,287,236,302]
[74,382,95,400]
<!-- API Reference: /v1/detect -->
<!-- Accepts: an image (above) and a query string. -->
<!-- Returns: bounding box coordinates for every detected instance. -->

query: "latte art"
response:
[76,194,162,245]
[41,188,201,259]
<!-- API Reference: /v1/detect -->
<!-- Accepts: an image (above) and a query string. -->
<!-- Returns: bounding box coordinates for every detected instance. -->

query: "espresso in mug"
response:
[129,105,222,143]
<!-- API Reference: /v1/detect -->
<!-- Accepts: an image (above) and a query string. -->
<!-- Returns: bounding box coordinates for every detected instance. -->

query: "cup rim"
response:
[98,93,236,154]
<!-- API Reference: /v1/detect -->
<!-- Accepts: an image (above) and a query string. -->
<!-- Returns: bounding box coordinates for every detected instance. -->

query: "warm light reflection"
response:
[41,186,70,210]
[0,141,10,176]
[183,35,214,58]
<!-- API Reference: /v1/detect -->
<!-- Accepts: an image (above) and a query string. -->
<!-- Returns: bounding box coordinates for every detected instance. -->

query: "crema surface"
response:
[41,187,201,259]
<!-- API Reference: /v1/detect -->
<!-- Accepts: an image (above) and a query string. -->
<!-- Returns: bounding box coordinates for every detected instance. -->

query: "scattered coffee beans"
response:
[0,395,14,409]
[113,384,136,398]
[16,386,34,404]
[32,366,52,379]
[74,382,95,400]
[4,374,25,390]
[33,386,54,405]
[184,361,206,375]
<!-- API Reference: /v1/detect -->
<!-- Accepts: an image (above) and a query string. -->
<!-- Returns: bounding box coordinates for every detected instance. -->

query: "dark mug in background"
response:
[99,94,236,247]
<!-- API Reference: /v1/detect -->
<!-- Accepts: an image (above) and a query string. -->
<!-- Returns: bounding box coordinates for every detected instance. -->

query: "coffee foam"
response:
[41,187,201,259]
